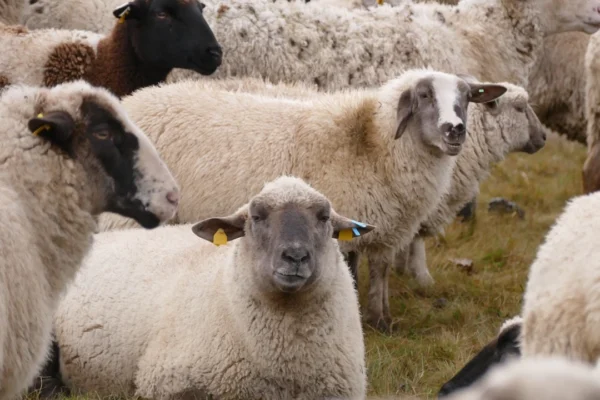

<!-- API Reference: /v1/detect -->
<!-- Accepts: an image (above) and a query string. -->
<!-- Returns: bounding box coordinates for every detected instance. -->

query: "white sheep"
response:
[583,31,600,194]
[444,357,600,400]
[97,69,507,332]
[395,81,547,287]
[167,0,600,91]
[0,80,179,400]
[52,176,371,399]
[520,190,600,362]
[0,0,222,97]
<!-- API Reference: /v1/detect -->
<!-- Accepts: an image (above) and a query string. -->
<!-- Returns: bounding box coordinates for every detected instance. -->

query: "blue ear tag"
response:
[351,220,368,228]
[352,227,360,237]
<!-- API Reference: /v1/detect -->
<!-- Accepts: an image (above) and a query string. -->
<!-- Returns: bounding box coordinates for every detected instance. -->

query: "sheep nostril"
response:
[282,248,310,264]
[166,191,179,206]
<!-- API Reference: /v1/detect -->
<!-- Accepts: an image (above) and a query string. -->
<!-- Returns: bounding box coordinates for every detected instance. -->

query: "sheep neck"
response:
[85,22,172,98]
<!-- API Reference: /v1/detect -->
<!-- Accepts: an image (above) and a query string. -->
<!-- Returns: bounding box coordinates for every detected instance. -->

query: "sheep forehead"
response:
[430,74,465,127]
[252,176,330,211]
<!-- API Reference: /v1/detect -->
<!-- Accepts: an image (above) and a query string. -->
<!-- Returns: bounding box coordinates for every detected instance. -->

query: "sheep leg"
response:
[343,251,360,290]
[457,197,477,222]
[392,245,410,276]
[407,237,434,287]
[366,252,392,333]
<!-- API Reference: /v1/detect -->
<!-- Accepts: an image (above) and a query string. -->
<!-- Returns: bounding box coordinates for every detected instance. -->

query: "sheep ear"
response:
[113,1,141,21]
[192,211,247,245]
[394,89,413,140]
[469,84,507,104]
[28,111,75,147]
[331,210,375,241]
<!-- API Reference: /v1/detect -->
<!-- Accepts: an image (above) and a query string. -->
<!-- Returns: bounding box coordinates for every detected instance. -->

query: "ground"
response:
[26,132,587,400]
[360,131,587,398]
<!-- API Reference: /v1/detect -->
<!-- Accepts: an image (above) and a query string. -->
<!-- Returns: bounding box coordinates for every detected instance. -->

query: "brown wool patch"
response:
[43,42,95,87]
[0,24,28,35]
[0,75,9,90]
[217,4,230,17]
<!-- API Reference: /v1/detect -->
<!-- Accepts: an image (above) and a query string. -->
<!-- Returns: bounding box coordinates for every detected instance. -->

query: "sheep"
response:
[393,80,547,287]
[438,316,523,398]
[0,0,222,98]
[166,0,600,90]
[96,69,507,332]
[583,32,600,194]
[443,357,600,400]
[45,176,372,399]
[0,79,179,400]
[520,190,600,362]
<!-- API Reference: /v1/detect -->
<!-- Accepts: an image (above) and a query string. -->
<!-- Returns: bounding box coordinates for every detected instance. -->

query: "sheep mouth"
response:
[521,140,545,154]
[273,271,309,293]
[107,198,161,229]
[443,140,463,156]
[190,59,220,76]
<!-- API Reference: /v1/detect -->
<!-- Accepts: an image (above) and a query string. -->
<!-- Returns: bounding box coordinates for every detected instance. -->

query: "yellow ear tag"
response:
[213,228,228,246]
[338,229,354,241]
[377,0,384,5]
[32,113,51,136]
[118,8,130,23]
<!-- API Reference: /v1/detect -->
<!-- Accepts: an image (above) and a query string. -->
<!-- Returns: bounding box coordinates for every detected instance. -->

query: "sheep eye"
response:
[93,131,111,140]
[251,215,262,222]
[515,105,525,113]
[156,11,169,18]
[318,214,330,222]
[418,92,429,100]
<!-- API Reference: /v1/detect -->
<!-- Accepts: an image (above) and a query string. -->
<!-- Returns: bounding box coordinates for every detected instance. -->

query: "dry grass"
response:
[27,133,586,400]
[359,131,587,398]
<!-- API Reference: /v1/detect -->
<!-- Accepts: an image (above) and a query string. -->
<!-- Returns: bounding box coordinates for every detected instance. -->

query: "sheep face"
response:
[394,74,507,157]
[438,320,521,398]
[113,0,222,75]
[27,82,179,229]
[191,176,374,294]
[545,0,600,34]
[482,84,546,154]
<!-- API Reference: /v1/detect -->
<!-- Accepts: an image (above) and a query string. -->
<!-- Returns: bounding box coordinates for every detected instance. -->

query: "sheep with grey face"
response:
[394,81,546,287]
[1,0,222,97]
[48,176,371,399]
[97,69,507,332]
[0,80,179,400]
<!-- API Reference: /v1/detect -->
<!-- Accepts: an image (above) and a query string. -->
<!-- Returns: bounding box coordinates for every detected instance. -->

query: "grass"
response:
[359,131,588,398]
[28,132,586,400]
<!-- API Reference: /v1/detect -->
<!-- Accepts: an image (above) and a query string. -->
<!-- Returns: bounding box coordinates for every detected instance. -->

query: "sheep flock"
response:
[3,0,600,398]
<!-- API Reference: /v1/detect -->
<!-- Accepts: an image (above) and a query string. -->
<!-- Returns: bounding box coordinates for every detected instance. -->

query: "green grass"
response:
[359,131,587,398]
[29,133,586,400]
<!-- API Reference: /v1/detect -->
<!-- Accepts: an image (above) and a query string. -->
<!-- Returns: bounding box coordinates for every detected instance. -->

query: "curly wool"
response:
[521,191,600,363]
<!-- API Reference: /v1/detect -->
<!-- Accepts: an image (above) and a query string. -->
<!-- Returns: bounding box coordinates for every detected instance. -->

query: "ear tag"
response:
[213,228,228,246]
[479,89,485,93]
[351,220,368,228]
[117,6,131,23]
[377,0,384,5]
[338,229,354,241]
[352,227,360,237]
[32,113,51,136]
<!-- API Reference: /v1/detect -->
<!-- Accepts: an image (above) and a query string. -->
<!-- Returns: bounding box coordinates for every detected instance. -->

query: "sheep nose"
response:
[166,190,179,206]
[281,247,310,265]
[207,46,222,61]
